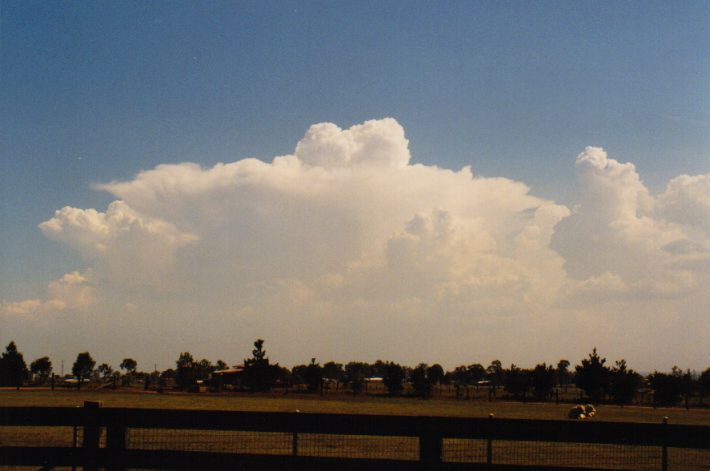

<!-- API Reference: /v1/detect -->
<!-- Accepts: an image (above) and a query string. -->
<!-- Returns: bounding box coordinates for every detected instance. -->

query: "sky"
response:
[1,1,709,373]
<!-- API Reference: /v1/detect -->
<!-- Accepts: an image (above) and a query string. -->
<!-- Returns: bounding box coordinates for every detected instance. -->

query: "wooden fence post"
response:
[487,413,494,465]
[419,417,442,468]
[292,410,300,457]
[661,416,668,471]
[106,409,127,471]
[82,401,102,471]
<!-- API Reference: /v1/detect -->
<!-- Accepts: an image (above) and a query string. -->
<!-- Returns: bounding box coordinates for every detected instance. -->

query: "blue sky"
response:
[1,1,709,370]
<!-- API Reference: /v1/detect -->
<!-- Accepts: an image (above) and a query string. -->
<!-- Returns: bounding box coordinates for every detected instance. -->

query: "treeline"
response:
[2,340,709,408]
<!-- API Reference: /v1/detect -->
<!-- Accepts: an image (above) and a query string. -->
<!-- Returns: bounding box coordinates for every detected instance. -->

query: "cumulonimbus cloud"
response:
[3,119,709,370]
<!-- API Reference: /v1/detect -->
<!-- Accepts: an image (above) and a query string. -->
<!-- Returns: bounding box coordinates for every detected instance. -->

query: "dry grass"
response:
[2,389,709,425]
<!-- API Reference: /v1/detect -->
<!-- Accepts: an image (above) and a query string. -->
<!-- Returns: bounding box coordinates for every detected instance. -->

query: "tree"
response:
[698,367,710,405]
[30,356,52,385]
[72,352,95,388]
[303,358,323,393]
[120,358,138,385]
[97,363,114,382]
[427,364,445,386]
[574,348,610,403]
[382,362,405,396]
[557,359,571,389]
[648,367,684,406]
[344,362,370,395]
[450,363,485,386]
[486,360,504,387]
[531,363,556,400]
[196,359,214,381]
[0,342,29,389]
[242,339,280,392]
[504,364,531,400]
[609,360,641,406]
[175,352,196,390]
[411,363,433,399]
[322,361,344,386]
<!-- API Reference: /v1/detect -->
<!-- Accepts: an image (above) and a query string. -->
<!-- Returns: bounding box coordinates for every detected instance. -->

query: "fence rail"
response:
[1,404,708,470]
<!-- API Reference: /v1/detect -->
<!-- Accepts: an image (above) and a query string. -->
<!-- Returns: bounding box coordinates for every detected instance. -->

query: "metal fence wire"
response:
[1,407,710,470]
[120,428,710,469]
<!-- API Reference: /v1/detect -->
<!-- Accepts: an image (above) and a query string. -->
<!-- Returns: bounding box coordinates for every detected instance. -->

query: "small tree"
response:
[175,352,197,390]
[72,352,95,388]
[242,339,280,392]
[698,367,710,405]
[609,359,641,406]
[382,362,405,396]
[486,360,504,387]
[0,342,29,389]
[504,364,531,400]
[120,358,137,385]
[30,356,52,385]
[411,363,433,399]
[575,348,610,403]
[427,364,444,386]
[531,363,556,400]
[557,359,571,389]
[344,362,370,396]
[97,363,114,382]
[649,367,684,406]
[196,359,215,381]
[303,358,323,393]
[322,361,344,387]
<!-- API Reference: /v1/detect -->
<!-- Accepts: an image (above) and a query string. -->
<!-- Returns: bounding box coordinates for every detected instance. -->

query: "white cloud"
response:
[1,271,94,315]
[4,120,709,371]
[39,201,198,287]
[553,147,710,298]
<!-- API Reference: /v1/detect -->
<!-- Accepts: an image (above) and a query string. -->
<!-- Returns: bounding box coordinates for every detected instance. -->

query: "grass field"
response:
[2,389,709,470]
[1,388,709,425]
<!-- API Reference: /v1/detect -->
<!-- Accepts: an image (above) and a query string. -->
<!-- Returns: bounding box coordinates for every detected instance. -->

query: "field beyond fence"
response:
[1,399,709,470]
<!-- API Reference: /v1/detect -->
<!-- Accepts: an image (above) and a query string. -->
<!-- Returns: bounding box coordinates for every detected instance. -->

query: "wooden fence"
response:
[1,403,708,470]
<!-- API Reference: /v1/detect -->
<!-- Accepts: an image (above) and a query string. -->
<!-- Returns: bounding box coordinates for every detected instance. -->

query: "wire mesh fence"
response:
[296,433,418,460]
[127,428,292,455]
[2,406,709,470]
[442,438,710,470]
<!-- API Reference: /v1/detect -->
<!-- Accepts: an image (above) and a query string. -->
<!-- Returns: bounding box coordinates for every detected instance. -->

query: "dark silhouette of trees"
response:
[504,364,531,400]
[97,363,114,382]
[557,359,571,389]
[175,352,197,390]
[196,359,215,381]
[293,358,323,393]
[648,368,685,406]
[574,348,610,403]
[383,362,405,396]
[411,363,433,398]
[427,364,444,386]
[120,358,137,385]
[30,356,52,385]
[322,361,344,385]
[531,363,556,400]
[698,367,710,405]
[344,362,370,395]
[609,360,641,406]
[72,352,95,388]
[0,342,29,389]
[450,364,485,386]
[242,339,280,392]
[486,360,504,387]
